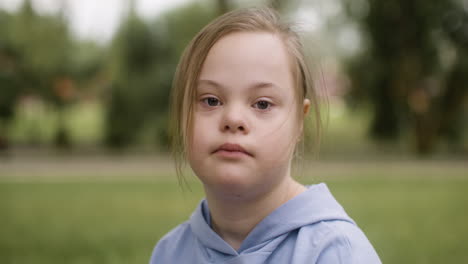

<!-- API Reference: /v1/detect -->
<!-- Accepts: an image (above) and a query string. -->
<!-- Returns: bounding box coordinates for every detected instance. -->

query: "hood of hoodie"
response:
[188,183,355,257]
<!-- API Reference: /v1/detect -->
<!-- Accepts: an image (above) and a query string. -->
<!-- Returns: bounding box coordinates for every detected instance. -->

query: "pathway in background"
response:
[0,152,466,181]
[0,153,174,179]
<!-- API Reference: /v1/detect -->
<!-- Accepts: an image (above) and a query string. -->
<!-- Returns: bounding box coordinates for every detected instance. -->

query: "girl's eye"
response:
[254,100,271,110]
[202,97,221,106]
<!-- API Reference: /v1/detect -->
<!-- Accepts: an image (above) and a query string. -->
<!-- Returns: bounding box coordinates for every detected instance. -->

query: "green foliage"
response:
[0,0,105,149]
[344,0,468,154]
[105,10,163,148]
[0,11,19,123]
[104,3,217,149]
[70,41,106,85]
[159,2,217,58]
[7,0,72,101]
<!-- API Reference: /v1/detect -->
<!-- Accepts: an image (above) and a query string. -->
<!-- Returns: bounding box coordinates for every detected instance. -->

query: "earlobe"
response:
[303,99,311,115]
[297,99,311,142]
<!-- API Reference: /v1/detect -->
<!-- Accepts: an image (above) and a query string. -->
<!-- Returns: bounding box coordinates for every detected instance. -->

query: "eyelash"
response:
[200,96,273,111]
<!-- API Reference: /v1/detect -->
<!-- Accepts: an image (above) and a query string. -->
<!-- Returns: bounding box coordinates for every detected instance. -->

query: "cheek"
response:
[188,121,202,152]
[187,115,212,158]
[255,118,299,162]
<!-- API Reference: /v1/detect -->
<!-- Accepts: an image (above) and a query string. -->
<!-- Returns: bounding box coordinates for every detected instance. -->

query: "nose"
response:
[221,105,249,134]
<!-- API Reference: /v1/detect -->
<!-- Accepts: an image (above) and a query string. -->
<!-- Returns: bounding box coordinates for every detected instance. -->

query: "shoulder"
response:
[299,220,382,264]
[150,222,196,264]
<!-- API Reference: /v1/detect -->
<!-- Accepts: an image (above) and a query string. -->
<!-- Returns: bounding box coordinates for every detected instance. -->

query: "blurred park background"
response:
[0,0,467,263]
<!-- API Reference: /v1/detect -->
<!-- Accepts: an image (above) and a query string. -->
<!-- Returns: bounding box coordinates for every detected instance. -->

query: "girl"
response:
[151,7,381,264]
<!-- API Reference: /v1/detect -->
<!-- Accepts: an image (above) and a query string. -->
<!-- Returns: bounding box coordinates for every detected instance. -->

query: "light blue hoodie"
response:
[150,183,381,263]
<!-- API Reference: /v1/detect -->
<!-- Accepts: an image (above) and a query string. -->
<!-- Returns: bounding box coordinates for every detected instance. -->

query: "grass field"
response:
[1,161,467,264]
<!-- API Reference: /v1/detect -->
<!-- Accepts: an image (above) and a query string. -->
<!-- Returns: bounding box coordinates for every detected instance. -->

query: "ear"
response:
[297,99,311,142]
[303,98,311,115]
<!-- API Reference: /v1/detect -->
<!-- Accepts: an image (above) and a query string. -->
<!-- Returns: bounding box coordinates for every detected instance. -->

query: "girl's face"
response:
[188,32,308,199]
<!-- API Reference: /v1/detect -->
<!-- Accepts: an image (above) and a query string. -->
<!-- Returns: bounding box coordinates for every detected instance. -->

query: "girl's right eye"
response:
[202,97,221,107]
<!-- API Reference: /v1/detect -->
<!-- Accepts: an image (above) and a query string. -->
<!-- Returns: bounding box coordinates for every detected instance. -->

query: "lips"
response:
[213,143,252,157]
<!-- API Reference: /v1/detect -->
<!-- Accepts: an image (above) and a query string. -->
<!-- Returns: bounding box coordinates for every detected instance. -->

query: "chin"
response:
[214,168,252,185]
[201,169,259,197]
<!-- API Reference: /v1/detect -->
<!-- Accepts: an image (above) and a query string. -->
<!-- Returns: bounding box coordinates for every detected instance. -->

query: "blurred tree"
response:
[268,0,290,11]
[0,10,20,150]
[153,4,215,149]
[4,0,77,148]
[440,8,468,152]
[105,1,160,148]
[345,0,467,154]
[217,0,231,14]
[105,1,217,150]
[0,0,104,150]
[69,41,106,94]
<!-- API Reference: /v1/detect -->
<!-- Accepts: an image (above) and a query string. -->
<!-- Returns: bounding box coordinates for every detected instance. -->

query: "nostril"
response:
[223,124,246,132]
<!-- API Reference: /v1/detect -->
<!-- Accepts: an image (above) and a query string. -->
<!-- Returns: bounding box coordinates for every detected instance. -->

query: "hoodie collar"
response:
[189,183,354,255]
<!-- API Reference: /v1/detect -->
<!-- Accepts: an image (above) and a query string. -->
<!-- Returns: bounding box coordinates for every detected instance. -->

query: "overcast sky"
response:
[0,0,191,43]
[0,0,340,50]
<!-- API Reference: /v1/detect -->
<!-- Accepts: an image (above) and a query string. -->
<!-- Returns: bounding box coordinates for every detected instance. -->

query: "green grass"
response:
[1,172,467,263]
[328,178,468,263]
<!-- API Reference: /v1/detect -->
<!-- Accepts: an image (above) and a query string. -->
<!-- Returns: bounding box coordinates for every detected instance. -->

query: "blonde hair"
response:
[169,7,321,185]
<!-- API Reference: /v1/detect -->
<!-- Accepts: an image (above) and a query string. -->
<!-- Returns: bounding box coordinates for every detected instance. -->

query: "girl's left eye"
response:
[253,100,272,110]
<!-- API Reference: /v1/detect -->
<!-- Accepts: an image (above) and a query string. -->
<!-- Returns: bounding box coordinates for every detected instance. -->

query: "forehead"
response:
[198,31,295,95]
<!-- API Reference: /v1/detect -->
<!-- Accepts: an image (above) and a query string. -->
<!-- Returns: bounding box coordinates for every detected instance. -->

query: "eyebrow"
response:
[197,79,280,91]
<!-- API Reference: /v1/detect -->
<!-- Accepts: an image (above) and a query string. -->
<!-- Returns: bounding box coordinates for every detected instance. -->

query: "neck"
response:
[205,177,305,251]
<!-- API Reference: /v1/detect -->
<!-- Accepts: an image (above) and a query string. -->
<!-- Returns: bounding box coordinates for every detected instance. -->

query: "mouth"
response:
[212,143,253,157]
